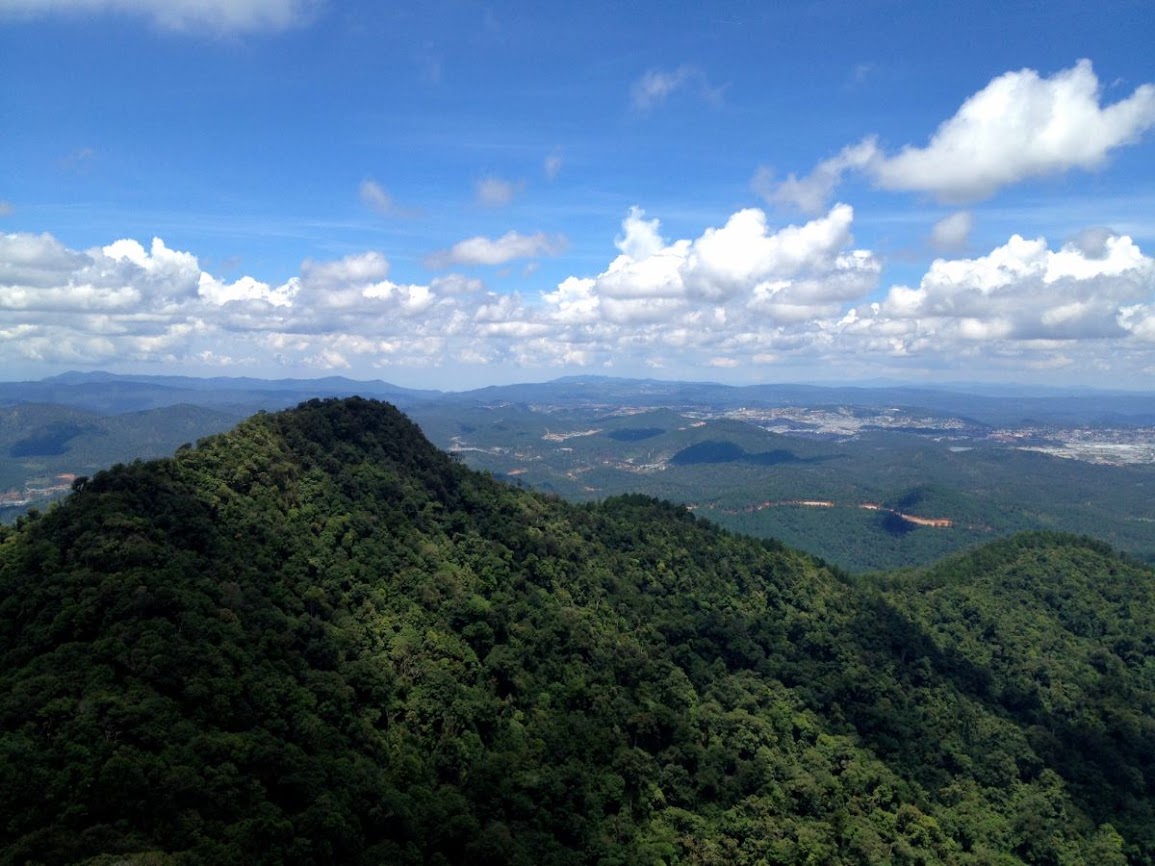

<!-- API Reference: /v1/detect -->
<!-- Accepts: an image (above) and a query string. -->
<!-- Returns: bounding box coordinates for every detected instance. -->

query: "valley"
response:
[2,372,1153,571]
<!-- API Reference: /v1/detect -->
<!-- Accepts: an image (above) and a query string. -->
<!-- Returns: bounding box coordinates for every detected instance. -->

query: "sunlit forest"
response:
[2,398,1153,864]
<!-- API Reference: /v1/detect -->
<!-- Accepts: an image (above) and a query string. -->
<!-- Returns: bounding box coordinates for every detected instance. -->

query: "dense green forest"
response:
[1,398,1153,864]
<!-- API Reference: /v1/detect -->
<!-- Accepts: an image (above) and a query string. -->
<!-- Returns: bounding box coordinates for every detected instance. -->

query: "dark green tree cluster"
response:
[0,398,1151,864]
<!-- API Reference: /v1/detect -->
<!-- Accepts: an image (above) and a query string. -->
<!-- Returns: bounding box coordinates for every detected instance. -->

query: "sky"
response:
[2,0,1155,391]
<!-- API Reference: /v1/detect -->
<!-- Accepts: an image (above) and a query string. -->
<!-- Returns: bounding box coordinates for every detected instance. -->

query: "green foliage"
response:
[1,398,1153,864]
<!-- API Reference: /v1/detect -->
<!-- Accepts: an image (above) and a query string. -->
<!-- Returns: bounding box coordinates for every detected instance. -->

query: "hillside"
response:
[1,398,1152,864]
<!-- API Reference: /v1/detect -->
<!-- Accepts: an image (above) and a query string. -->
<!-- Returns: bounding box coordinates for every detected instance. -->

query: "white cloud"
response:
[630,65,722,110]
[198,273,294,307]
[428,231,566,268]
[359,179,393,215]
[755,139,880,214]
[476,176,518,207]
[0,201,13,218]
[875,60,1155,200]
[308,348,350,370]
[614,206,665,260]
[0,232,88,289]
[930,211,974,251]
[542,277,599,325]
[1119,304,1155,341]
[541,204,879,334]
[0,0,319,34]
[0,234,468,368]
[0,208,882,374]
[767,61,1155,210]
[687,205,867,299]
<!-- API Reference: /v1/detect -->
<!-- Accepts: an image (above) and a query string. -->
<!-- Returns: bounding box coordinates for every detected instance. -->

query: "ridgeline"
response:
[1,398,1152,864]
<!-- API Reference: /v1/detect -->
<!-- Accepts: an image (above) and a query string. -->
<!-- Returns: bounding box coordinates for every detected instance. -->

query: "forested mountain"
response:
[1,398,1152,865]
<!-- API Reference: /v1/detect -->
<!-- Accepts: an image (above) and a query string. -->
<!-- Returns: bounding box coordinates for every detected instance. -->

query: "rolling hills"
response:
[5,373,1152,572]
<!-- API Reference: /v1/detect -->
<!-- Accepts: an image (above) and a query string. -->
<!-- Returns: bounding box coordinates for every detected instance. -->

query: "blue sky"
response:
[3,0,1155,390]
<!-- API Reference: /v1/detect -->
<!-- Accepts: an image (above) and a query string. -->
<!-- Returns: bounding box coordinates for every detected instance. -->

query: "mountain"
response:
[5,372,1154,426]
[0,371,441,415]
[0,402,246,492]
[0,398,1152,864]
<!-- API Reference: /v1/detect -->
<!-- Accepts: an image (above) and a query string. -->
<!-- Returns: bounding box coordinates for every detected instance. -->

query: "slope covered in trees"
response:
[0,398,1152,864]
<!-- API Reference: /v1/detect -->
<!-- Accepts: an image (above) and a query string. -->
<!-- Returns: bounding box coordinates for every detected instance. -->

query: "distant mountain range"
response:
[4,371,1155,426]
[0,371,441,415]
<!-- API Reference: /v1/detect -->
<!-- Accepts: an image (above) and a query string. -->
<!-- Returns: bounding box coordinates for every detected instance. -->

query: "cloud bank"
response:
[2,205,1153,384]
[845,233,1155,357]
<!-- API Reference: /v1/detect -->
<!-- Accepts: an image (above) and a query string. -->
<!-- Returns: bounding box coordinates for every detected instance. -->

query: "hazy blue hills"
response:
[4,372,1153,426]
[0,372,440,415]
[461,376,1155,427]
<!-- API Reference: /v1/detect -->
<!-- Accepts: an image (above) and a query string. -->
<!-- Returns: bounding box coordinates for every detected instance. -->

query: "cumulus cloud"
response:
[476,176,518,207]
[0,234,201,312]
[630,65,723,110]
[427,231,567,268]
[1068,226,1116,259]
[930,211,974,251]
[765,60,1155,211]
[540,204,880,334]
[0,0,319,34]
[875,60,1155,200]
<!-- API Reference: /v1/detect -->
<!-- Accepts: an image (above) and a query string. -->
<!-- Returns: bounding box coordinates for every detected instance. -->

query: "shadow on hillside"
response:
[669,439,844,468]
[606,427,665,442]
[9,423,102,458]
[878,511,918,537]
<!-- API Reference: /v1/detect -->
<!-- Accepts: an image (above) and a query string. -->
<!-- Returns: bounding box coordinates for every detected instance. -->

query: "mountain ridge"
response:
[0,397,1151,864]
